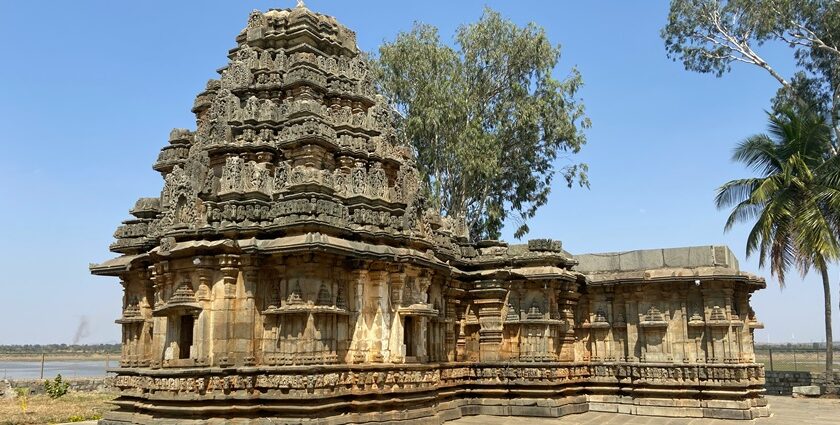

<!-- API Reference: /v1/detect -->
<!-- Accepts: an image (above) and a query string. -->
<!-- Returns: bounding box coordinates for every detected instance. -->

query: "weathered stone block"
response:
[636,405,703,417]
[588,402,619,412]
[703,407,753,420]
[575,253,621,272]
[792,385,821,397]
[704,399,750,409]
[618,249,665,271]
[663,246,692,267]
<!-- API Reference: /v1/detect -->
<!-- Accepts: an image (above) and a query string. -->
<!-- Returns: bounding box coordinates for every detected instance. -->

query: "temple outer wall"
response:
[95,244,769,423]
[573,246,764,366]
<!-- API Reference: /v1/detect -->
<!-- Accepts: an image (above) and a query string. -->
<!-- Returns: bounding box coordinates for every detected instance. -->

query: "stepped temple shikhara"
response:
[91,4,769,424]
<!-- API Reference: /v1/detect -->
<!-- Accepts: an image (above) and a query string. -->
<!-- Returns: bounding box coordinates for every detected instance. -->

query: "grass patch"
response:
[755,350,840,373]
[0,392,115,424]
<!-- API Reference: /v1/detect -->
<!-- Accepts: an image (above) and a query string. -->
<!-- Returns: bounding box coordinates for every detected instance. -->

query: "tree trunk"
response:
[820,266,834,381]
[832,90,840,155]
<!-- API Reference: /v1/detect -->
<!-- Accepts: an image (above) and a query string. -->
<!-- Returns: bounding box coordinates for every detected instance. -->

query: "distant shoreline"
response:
[0,353,116,362]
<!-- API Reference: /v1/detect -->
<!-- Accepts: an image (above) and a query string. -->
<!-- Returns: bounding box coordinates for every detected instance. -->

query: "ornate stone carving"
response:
[91,5,769,424]
[220,156,243,194]
[221,61,252,90]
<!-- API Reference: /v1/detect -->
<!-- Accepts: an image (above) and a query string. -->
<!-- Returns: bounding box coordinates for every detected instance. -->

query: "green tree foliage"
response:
[44,374,70,399]
[374,8,590,240]
[716,108,840,376]
[662,0,840,147]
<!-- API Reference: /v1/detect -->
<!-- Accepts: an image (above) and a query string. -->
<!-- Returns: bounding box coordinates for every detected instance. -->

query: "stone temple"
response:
[91,4,769,424]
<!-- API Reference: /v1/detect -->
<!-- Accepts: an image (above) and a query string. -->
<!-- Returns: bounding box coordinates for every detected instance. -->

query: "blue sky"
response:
[0,0,834,345]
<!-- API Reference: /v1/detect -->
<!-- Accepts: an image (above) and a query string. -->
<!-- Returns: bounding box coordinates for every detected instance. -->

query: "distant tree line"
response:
[0,344,120,354]
[755,342,840,349]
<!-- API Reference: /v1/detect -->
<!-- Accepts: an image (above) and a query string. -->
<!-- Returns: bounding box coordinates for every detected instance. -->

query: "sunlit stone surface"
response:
[91,5,768,424]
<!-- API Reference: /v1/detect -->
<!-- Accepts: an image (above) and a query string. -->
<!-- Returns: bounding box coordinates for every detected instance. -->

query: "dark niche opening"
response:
[404,316,415,358]
[179,314,195,359]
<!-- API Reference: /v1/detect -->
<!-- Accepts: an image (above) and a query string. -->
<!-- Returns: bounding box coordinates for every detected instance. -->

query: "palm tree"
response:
[716,107,840,377]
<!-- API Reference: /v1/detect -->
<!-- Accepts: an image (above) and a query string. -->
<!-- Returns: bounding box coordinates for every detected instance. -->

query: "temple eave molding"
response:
[92,233,454,276]
[90,254,148,276]
[584,269,766,288]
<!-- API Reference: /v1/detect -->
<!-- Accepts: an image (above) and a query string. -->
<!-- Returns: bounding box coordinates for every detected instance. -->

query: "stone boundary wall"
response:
[0,377,115,397]
[764,371,840,395]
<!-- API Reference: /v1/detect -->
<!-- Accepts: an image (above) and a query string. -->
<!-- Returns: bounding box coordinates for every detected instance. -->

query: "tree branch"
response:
[707,6,790,88]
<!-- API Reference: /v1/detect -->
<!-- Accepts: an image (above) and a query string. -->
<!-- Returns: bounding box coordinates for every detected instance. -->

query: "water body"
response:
[0,360,113,379]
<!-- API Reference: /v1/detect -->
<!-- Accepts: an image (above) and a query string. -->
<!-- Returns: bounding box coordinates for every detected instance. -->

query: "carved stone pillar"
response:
[739,290,757,363]
[149,261,170,368]
[603,292,614,361]
[195,263,212,302]
[118,278,130,365]
[139,268,154,367]
[501,284,522,361]
[556,281,579,362]
[415,273,431,362]
[215,254,240,366]
[470,281,507,362]
[625,288,642,362]
[390,271,405,307]
[241,256,259,366]
[149,269,160,314]
[418,315,429,362]
[368,269,389,363]
[679,290,690,363]
[611,292,627,362]
[194,262,212,365]
[418,273,431,304]
[443,282,464,362]
[348,268,369,363]
[455,302,467,361]
[702,286,724,363]
[262,264,286,364]
[389,270,406,362]
[444,299,458,361]
[219,255,239,299]
[722,286,737,362]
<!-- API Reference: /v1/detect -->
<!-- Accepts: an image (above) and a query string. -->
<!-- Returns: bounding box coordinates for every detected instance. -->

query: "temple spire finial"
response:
[296,0,306,8]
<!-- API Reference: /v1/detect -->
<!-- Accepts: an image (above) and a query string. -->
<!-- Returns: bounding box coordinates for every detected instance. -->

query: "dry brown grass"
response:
[0,392,116,424]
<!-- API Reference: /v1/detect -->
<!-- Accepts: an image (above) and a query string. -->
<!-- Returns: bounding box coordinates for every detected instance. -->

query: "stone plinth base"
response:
[588,394,769,420]
[100,362,768,424]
